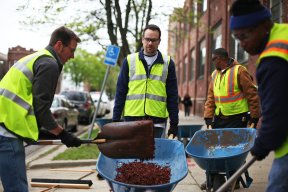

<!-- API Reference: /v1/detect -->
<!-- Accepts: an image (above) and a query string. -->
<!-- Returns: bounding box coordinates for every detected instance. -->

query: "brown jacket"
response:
[204,62,260,119]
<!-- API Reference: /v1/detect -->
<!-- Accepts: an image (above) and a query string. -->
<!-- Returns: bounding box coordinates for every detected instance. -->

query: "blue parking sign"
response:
[104,45,120,66]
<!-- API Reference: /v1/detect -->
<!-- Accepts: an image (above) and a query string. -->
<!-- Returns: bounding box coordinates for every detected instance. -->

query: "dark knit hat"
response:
[230,0,271,30]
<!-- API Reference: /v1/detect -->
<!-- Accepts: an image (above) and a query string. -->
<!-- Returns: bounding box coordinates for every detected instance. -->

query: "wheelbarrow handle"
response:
[31,139,106,145]
[216,156,257,192]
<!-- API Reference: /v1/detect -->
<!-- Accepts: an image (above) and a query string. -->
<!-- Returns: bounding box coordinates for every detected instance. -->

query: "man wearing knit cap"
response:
[230,0,288,191]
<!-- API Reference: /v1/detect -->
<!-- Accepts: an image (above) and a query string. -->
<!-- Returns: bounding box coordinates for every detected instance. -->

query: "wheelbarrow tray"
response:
[96,138,188,192]
[185,128,256,173]
[95,118,113,128]
[177,124,202,139]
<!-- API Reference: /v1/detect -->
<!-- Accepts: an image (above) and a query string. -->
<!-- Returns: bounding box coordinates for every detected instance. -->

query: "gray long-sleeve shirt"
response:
[32,46,63,130]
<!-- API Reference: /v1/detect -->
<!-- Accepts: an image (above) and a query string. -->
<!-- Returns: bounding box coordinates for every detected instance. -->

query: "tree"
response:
[18,0,155,66]
[64,49,119,96]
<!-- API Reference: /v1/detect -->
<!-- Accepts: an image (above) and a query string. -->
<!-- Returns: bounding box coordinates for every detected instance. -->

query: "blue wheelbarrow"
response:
[185,128,257,192]
[96,138,188,192]
[95,118,113,129]
[177,124,203,146]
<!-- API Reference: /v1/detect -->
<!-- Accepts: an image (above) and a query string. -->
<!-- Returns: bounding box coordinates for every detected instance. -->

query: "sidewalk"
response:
[25,112,273,192]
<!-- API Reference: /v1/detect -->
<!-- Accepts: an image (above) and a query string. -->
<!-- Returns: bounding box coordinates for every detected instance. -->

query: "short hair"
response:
[49,26,81,46]
[143,24,161,39]
[213,48,229,59]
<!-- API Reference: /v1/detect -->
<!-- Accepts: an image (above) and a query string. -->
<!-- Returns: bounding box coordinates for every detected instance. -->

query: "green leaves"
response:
[64,49,119,97]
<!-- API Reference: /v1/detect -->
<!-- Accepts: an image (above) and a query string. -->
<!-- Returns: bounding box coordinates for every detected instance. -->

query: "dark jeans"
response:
[184,106,191,116]
[213,113,248,129]
[0,136,28,192]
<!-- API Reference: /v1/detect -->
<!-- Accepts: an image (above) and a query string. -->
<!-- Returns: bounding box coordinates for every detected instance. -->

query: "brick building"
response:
[7,46,36,67]
[0,52,7,80]
[4,46,62,93]
[168,0,287,116]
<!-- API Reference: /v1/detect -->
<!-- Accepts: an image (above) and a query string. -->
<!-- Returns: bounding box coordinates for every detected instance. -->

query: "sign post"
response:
[87,45,120,139]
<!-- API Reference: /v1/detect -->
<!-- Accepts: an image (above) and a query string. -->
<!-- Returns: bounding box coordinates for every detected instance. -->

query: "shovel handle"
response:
[32,139,106,145]
[81,139,106,144]
[216,156,257,192]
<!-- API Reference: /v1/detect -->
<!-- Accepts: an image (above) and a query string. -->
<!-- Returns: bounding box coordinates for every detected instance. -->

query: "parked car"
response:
[90,91,107,117]
[60,90,95,125]
[50,94,79,132]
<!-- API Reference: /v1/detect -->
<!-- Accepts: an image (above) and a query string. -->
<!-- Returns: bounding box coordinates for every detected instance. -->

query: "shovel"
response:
[32,120,155,159]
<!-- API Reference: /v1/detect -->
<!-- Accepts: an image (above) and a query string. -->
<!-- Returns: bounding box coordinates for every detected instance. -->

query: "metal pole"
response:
[87,65,111,139]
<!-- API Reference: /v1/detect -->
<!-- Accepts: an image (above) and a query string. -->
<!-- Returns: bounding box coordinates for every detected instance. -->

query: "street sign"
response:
[104,45,120,66]
[88,45,120,138]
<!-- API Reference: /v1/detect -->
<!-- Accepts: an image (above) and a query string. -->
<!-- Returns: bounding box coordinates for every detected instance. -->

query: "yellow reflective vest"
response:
[257,23,288,158]
[0,49,54,141]
[212,64,249,116]
[124,52,169,118]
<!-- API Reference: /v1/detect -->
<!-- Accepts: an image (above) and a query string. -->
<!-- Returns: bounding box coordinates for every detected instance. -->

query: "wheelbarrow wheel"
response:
[212,174,226,192]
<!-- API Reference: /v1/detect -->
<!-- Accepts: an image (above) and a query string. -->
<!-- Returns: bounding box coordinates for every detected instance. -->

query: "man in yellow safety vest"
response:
[0,26,82,191]
[203,47,261,190]
[113,24,179,139]
[230,0,288,191]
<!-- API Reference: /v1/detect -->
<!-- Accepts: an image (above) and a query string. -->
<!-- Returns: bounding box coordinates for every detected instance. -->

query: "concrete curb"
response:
[28,159,97,170]
[26,125,97,169]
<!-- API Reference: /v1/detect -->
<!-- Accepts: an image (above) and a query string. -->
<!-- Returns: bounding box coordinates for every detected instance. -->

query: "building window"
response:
[198,38,206,79]
[230,34,249,64]
[183,56,187,83]
[193,1,198,24]
[202,0,207,12]
[270,0,282,23]
[210,22,222,73]
[190,48,195,81]
[199,0,207,14]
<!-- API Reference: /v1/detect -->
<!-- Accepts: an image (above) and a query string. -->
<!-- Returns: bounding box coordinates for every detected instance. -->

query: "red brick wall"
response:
[169,0,287,116]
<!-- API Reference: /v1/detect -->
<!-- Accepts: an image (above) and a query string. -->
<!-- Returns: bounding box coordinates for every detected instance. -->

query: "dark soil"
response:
[115,161,171,185]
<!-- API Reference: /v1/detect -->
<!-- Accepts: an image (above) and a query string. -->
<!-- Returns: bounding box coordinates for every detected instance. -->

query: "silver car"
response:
[51,94,79,132]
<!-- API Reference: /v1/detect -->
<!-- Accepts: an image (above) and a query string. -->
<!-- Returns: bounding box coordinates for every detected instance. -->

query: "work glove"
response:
[58,129,82,148]
[250,140,270,161]
[204,118,213,128]
[168,126,178,139]
[248,118,259,128]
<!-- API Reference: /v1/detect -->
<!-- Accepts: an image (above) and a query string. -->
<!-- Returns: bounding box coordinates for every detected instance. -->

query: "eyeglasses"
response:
[65,45,76,53]
[232,27,255,42]
[143,37,160,43]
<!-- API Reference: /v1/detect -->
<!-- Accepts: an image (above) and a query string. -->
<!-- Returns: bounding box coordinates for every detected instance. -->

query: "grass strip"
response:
[53,129,100,160]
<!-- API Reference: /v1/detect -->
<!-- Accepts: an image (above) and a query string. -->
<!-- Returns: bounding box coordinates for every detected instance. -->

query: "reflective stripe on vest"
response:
[0,49,54,141]
[212,65,248,116]
[0,88,34,115]
[257,23,288,64]
[257,23,288,158]
[124,52,169,118]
